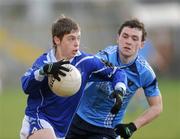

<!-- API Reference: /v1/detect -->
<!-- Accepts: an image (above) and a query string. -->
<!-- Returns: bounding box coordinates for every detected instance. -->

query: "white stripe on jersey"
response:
[84,82,94,90]
[137,58,156,78]
[24,68,33,76]
[75,56,94,67]
[45,49,57,63]
[103,45,118,54]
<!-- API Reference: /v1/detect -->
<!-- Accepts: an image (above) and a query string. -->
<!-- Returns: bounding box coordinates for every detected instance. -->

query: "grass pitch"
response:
[0,79,179,139]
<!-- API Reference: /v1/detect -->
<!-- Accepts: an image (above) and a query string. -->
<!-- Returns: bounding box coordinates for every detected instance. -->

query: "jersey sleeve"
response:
[21,54,46,94]
[141,69,161,97]
[88,56,127,91]
[96,50,109,61]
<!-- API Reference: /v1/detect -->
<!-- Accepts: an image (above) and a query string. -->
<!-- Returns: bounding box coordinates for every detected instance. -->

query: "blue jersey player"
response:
[66,19,163,139]
[20,16,127,139]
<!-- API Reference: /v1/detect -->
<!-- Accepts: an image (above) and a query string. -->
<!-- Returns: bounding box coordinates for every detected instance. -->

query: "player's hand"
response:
[100,59,113,68]
[41,60,70,81]
[114,122,137,139]
[109,87,125,115]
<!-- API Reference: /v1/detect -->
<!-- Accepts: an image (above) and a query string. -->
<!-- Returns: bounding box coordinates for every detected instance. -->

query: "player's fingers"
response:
[59,66,70,72]
[58,70,66,76]
[54,74,61,81]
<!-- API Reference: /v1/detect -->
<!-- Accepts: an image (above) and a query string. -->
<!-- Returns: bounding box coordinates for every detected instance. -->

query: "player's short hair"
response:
[52,15,80,45]
[118,18,147,41]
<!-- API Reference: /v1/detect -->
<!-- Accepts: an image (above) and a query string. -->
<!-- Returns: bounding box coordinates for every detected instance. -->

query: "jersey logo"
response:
[107,73,112,78]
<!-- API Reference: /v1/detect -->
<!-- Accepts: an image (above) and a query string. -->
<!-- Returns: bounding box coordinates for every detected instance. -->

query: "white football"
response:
[48,64,82,97]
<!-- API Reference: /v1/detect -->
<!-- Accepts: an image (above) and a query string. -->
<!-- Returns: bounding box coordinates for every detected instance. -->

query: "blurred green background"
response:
[0,79,179,139]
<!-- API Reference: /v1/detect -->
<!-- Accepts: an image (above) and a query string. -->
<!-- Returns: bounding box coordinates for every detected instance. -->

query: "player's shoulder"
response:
[73,50,95,65]
[75,51,94,61]
[78,50,93,57]
[96,45,118,61]
[32,52,47,66]
[135,55,156,78]
[99,45,118,55]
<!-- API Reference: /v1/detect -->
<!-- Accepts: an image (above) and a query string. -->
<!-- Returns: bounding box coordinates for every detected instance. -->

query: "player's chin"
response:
[121,51,132,57]
[71,52,77,58]
[73,50,78,54]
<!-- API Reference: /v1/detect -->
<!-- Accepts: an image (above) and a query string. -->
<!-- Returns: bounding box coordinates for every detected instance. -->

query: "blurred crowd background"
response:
[0,0,180,91]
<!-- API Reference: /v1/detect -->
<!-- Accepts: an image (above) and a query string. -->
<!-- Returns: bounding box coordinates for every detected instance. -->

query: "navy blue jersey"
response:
[21,48,126,137]
[77,45,161,128]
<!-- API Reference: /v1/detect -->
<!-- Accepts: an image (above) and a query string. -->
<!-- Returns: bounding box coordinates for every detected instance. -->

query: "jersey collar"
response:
[46,48,82,63]
[117,46,138,68]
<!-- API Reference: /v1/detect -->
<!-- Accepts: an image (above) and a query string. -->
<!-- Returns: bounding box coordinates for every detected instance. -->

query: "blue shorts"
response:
[66,114,117,139]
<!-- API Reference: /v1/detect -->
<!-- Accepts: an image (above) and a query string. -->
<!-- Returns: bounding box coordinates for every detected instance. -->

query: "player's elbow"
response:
[154,95,163,117]
[21,78,30,95]
[21,84,30,95]
[155,102,163,117]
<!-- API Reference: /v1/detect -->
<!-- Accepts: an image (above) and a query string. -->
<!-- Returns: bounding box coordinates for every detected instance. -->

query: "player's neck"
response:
[55,49,70,61]
[119,53,136,64]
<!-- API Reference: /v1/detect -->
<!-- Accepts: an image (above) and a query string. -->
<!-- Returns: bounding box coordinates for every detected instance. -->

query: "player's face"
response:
[117,27,144,59]
[55,30,80,60]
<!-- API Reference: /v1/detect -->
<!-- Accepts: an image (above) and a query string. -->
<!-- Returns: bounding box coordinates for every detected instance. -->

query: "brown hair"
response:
[118,18,147,41]
[52,15,80,46]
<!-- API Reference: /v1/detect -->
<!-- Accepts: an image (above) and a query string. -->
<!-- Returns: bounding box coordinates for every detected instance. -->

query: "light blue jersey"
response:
[21,48,126,138]
[77,45,161,128]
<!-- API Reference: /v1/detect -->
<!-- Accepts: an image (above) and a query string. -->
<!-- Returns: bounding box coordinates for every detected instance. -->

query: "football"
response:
[48,64,82,97]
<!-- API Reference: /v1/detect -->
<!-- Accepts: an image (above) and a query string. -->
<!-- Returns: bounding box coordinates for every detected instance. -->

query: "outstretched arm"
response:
[133,95,163,129]
[115,95,163,139]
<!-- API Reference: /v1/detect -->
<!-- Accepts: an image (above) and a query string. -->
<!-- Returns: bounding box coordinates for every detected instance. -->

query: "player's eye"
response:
[132,36,139,41]
[67,37,75,41]
[122,33,128,39]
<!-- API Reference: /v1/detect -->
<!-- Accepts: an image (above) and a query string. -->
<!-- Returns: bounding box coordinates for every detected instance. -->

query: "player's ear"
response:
[54,36,61,45]
[140,41,145,49]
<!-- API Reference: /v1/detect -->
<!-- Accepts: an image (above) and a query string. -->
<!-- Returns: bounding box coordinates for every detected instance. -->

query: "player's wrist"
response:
[39,67,46,75]
[35,69,45,81]
[40,62,54,75]
[43,63,53,74]
[114,122,137,138]
[114,82,126,95]
[128,122,137,132]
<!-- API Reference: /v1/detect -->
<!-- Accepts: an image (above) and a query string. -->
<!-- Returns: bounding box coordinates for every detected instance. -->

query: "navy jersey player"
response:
[20,16,127,139]
[66,19,163,139]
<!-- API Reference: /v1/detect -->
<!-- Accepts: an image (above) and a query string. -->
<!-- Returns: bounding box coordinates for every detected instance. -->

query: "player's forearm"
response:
[114,104,162,139]
[21,69,45,94]
[133,98,163,129]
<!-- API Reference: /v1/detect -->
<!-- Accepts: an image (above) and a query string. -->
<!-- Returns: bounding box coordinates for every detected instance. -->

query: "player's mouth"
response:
[123,47,131,51]
[72,50,78,55]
